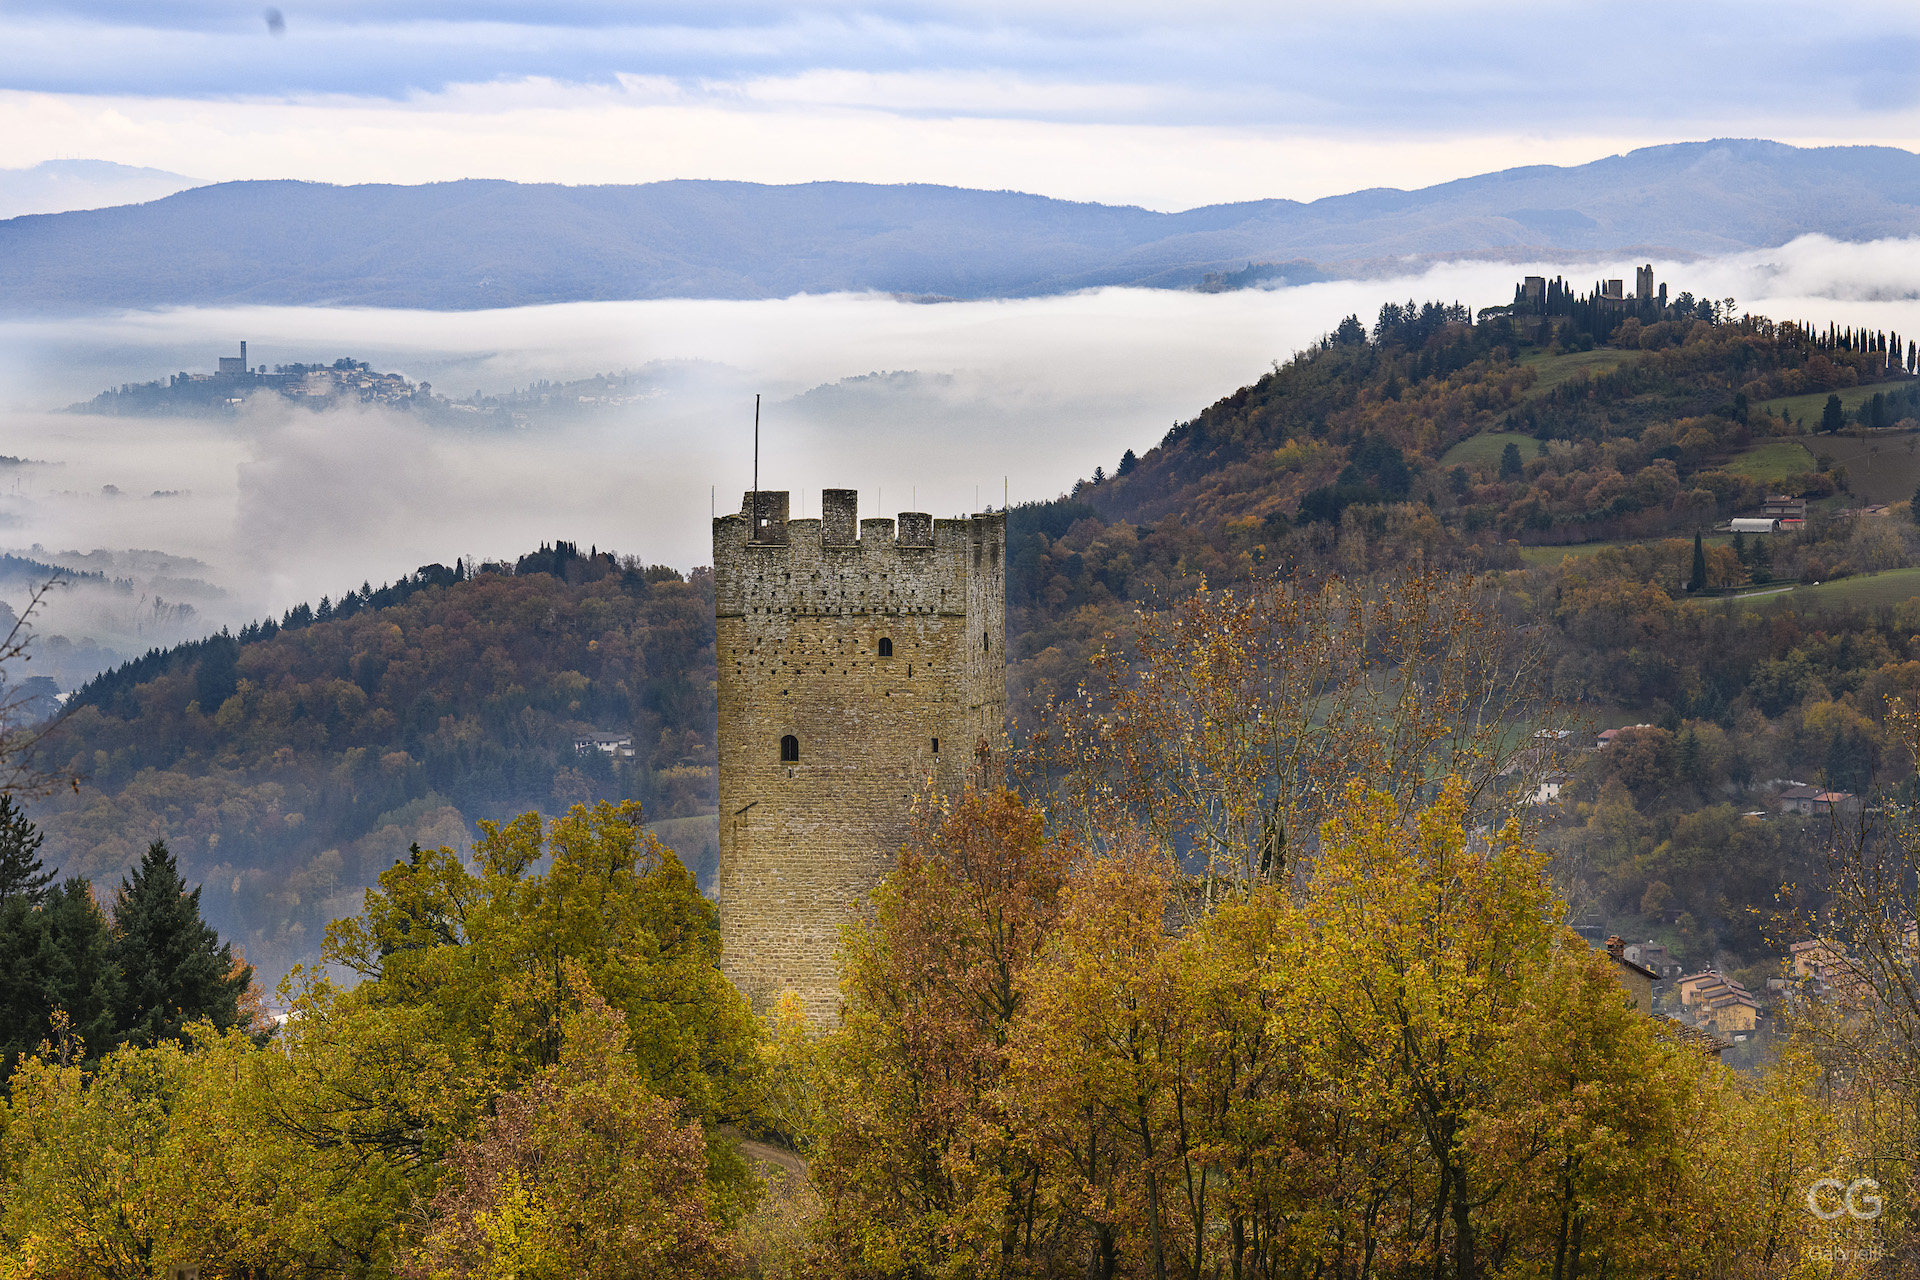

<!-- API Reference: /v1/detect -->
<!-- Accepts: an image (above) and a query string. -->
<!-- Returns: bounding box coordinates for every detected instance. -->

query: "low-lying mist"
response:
[3,232,1919,690]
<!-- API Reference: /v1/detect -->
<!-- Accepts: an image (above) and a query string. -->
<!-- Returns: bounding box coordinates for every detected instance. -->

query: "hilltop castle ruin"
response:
[712,488,1006,1019]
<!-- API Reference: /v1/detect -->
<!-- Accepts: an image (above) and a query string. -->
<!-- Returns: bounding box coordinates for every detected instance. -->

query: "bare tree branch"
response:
[0,575,82,798]
[1017,569,1566,910]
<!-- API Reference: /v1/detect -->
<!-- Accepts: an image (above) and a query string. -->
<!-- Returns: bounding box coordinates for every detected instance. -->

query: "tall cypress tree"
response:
[1822,394,1846,435]
[108,841,252,1048]
[1688,532,1707,592]
[0,794,53,904]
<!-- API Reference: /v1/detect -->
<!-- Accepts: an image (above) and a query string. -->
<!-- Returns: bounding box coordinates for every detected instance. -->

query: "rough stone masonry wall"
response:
[713,492,1006,1021]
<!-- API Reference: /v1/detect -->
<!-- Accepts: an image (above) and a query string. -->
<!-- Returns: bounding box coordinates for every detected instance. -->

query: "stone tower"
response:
[713,488,1006,1019]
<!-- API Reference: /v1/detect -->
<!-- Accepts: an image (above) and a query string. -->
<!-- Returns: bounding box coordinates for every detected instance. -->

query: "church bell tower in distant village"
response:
[712,487,1005,1020]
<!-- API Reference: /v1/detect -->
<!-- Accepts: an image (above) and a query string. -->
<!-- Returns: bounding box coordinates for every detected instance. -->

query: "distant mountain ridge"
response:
[0,159,202,221]
[3,139,1919,310]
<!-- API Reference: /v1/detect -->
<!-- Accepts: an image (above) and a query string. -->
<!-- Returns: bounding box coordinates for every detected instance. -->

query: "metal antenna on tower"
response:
[751,394,761,542]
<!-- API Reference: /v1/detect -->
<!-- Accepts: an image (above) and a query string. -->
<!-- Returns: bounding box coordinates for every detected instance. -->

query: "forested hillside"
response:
[30,543,716,982]
[998,290,1920,1009]
[1007,294,1918,711]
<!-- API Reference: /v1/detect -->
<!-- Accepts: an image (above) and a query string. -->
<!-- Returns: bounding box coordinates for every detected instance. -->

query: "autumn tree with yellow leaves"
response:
[807,780,1831,1280]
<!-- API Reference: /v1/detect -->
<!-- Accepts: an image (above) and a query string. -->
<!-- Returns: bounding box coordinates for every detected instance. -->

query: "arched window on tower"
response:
[983,633,991,652]
[878,637,893,657]
[780,734,799,762]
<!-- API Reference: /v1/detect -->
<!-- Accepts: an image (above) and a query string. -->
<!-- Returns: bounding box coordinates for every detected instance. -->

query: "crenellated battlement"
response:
[714,491,1005,619]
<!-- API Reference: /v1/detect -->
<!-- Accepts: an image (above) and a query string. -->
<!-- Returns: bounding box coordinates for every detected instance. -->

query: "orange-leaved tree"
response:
[811,784,1074,1279]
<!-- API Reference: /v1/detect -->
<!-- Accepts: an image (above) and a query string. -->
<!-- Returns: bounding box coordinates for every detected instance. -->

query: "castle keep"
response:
[713,488,1006,1019]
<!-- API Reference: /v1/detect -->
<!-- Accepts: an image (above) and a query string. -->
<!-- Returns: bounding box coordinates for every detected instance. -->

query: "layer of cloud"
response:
[4,236,1920,686]
[5,1,1919,124]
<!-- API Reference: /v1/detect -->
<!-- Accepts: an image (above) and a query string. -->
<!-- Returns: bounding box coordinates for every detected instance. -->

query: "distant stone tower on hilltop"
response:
[713,488,1006,1020]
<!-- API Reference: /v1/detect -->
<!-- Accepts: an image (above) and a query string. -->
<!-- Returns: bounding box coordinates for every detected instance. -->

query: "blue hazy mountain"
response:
[0,159,202,220]
[3,139,1918,310]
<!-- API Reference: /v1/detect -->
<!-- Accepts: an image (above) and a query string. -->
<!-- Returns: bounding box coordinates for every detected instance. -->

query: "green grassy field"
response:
[1758,380,1913,428]
[1728,566,1920,610]
[1518,348,1636,400]
[1440,432,1541,470]
[1724,440,1817,484]
[1516,543,1612,567]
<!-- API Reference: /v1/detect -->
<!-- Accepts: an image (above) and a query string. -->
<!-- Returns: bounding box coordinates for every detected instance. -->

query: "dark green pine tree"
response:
[0,878,120,1074]
[1688,531,1707,592]
[0,793,54,904]
[108,841,252,1048]
[1499,442,1524,479]
[1676,728,1706,791]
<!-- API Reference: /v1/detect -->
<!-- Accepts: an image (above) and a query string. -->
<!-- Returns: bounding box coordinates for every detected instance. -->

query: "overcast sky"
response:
[4,1,1920,208]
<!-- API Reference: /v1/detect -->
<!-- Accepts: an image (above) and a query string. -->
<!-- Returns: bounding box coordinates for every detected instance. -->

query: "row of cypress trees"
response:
[0,795,254,1083]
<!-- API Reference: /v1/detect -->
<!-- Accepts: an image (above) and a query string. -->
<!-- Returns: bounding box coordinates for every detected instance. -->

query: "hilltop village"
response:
[69,343,431,416]
[65,343,672,425]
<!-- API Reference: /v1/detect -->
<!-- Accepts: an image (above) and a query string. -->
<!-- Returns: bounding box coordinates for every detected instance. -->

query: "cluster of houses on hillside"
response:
[1597,937,1774,1058]
[1677,970,1760,1037]
[1773,783,1856,815]
[1507,724,1855,816]
[1598,936,1740,1059]
[1592,915,1913,1066]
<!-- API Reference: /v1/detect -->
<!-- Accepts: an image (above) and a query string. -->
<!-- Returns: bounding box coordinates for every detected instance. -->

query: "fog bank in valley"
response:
[3,233,1919,690]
